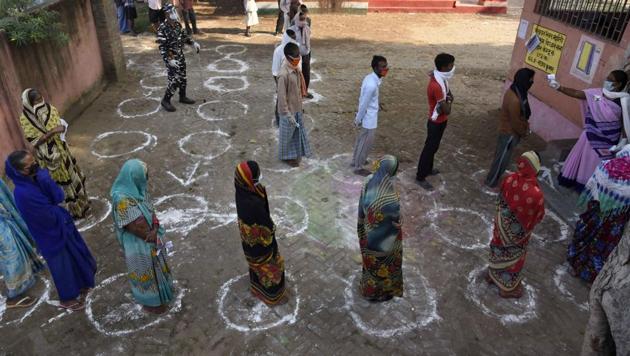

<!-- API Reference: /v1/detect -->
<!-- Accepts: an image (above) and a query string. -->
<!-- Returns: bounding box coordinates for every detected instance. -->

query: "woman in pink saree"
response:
[552,70,630,191]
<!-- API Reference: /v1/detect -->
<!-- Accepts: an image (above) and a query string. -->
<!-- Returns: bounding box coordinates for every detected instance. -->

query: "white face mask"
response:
[603,80,617,92]
[255,173,263,185]
[169,11,179,22]
[440,66,456,80]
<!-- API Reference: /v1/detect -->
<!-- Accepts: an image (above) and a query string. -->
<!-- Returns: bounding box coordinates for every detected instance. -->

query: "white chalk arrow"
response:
[167,162,208,187]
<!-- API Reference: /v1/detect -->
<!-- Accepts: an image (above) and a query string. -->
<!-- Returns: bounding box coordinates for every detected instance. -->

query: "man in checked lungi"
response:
[276,42,312,167]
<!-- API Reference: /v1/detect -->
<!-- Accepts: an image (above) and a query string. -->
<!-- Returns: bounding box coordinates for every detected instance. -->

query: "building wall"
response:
[508,1,630,142]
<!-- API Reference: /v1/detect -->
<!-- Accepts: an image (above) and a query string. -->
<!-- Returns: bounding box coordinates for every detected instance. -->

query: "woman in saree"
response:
[486,151,545,299]
[5,150,96,311]
[234,161,287,306]
[111,159,174,314]
[552,70,630,191]
[19,88,89,219]
[0,179,44,309]
[567,145,630,283]
[357,155,403,302]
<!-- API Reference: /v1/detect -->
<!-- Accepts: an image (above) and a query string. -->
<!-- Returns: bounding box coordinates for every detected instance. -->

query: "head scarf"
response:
[21,88,51,134]
[501,151,545,231]
[235,161,265,198]
[579,149,630,216]
[510,68,535,120]
[234,161,274,229]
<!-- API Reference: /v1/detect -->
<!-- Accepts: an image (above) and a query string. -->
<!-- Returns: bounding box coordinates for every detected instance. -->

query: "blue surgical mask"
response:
[603,80,617,92]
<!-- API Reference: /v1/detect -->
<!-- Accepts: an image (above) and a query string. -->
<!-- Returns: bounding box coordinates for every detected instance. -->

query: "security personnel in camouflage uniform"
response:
[157,4,201,112]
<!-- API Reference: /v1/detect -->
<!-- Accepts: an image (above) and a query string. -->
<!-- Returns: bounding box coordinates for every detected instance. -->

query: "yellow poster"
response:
[525,25,567,74]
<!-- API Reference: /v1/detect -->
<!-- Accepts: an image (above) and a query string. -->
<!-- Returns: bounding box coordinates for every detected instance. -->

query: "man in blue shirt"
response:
[352,55,389,176]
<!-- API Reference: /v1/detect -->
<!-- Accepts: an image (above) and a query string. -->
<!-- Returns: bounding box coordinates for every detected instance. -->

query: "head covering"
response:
[21,88,51,133]
[579,152,630,216]
[510,68,535,120]
[235,161,265,198]
[234,161,273,229]
[501,151,545,231]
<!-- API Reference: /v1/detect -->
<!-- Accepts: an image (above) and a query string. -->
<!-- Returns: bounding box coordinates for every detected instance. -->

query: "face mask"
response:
[27,163,39,176]
[255,173,263,185]
[440,66,456,80]
[379,68,389,78]
[603,80,617,92]
[288,56,300,67]
[169,11,179,22]
[298,20,306,28]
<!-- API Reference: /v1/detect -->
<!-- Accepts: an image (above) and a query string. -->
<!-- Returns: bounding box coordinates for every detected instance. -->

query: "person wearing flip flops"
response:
[5,151,97,311]
[0,179,44,310]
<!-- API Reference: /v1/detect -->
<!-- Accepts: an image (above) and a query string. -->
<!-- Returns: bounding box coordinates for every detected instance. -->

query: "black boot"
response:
[179,87,195,104]
[161,95,176,112]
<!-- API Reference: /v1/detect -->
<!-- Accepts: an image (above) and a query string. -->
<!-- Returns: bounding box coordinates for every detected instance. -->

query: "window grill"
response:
[534,0,630,43]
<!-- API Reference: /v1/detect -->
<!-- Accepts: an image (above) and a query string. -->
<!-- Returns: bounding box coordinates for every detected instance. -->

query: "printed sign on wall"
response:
[525,25,567,74]
[570,35,604,84]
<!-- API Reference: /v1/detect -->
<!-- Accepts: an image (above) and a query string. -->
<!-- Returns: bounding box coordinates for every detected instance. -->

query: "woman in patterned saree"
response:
[19,88,89,219]
[567,145,630,283]
[234,161,287,306]
[111,159,174,314]
[357,155,403,302]
[486,151,545,299]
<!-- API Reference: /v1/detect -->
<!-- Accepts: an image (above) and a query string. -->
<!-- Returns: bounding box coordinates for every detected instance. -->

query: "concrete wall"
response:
[507,1,630,142]
[0,0,124,162]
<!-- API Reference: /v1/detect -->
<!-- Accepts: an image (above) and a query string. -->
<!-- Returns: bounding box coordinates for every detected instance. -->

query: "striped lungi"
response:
[278,111,312,161]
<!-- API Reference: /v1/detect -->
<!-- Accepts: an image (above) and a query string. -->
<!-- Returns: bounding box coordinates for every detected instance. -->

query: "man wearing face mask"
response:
[416,53,456,191]
[157,4,201,112]
[549,70,630,190]
[277,42,312,167]
[352,56,388,176]
[485,68,535,188]
[290,12,312,98]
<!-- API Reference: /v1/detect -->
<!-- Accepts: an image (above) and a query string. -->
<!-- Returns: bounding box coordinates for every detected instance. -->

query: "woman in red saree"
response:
[486,151,545,298]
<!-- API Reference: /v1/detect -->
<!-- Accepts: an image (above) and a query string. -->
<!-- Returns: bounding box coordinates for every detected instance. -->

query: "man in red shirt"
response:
[416,53,456,190]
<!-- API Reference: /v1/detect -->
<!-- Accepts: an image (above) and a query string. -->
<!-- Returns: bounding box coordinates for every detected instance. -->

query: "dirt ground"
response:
[0,6,590,355]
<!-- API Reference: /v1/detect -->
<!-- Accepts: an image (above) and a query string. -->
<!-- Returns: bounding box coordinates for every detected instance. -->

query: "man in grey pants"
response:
[352,56,389,176]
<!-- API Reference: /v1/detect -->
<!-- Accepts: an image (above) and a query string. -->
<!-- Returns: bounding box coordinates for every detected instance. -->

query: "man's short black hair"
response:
[434,53,455,71]
[300,4,308,12]
[371,55,387,69]
[286,29,295,37]
[284,42,300,58]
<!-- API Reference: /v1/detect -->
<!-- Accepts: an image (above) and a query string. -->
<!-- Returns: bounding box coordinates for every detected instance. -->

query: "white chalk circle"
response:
[553,264,589,311]
[76,197,113,232]
[217,273,299,332]
[470,169,498,197]
[155,194,209,236]
[207,202,237,231]
[398,167,447,194]
[204,76,250,93]
[342,267,440,338]
[91,131,158,159]
[140,74,167,91]
[117,97,161,119]
[215,44,247,56]
[0,276,51,327]
[196,100,248,122]
[427,207,493,250]
[178,130,232,161]
[269,196,309,238]
[324,153,365,186]
[303,91,324,104]
[207,58,249,74]
[466,265,537,325]
[532,209,571,244]
[86,273,187,336]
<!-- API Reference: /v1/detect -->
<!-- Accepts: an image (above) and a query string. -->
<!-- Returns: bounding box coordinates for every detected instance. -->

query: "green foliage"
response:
[0,0,69,47]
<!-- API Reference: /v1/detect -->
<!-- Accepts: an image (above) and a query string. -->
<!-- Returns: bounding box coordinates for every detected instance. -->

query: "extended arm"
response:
[558,86,587,100]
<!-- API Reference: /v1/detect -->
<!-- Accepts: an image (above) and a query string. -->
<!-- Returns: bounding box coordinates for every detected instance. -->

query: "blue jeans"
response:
[117,5,130,33]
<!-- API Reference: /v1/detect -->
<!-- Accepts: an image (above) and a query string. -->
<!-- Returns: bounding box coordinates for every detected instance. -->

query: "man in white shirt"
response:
[148,0,165,33]
[290,12,312,98]
[272,29,297,126]
[352,55,389,176]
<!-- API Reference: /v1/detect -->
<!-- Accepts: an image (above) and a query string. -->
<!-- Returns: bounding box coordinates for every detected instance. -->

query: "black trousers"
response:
[302,52,311,90]
[416,120,447,180]
[275,0,284,34]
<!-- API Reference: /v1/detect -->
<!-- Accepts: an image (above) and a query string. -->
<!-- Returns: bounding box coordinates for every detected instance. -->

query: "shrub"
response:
[0,0,69,47]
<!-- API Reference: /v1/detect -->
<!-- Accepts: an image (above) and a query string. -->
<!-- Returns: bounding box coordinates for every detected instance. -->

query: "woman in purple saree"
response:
[553,70,629,191]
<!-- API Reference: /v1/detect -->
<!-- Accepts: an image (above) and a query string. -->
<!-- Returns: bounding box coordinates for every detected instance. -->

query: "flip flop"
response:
[58,301,85,311]
[6,296,37,309]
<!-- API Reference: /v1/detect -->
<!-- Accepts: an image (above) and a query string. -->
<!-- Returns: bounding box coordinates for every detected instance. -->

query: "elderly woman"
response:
[567,146,630,283]
[551,71,630,191]
[111,159,174,314]
[486,151,545,299]
[0,179,44,309]
[5,150,96,311]
[357,155,403,302]
[234,161,287,306]
[19,88,89,219]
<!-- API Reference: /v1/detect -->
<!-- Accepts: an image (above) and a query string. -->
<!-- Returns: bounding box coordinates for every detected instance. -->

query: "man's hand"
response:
[168,59,179,68]
[193,41,201,54]
[51,125,66,134]
[286,115,298,127]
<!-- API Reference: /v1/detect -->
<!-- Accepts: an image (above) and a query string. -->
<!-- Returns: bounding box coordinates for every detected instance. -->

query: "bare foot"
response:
[60,299,85,311]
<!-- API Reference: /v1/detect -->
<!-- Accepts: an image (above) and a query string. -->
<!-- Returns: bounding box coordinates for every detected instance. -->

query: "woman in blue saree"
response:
[5,150,96,311]
[357,155,403,301]
[110,159,173,314]
[0,178,44,308]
